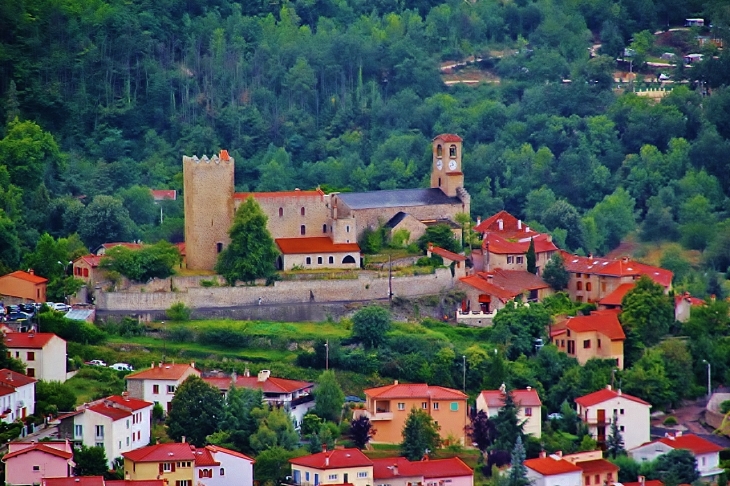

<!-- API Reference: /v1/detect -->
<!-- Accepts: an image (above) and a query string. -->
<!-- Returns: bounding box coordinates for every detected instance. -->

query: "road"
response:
[651,398,730,448]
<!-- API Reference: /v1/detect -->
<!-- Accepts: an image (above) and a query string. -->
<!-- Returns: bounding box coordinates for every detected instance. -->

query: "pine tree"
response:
[606,410,625,458]
[401,408,441,461]
[507,436,529,486]
[526,237,537,274]
[493,385,525,451]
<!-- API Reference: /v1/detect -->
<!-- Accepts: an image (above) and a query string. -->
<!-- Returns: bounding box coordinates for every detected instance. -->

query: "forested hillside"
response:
[1,0,730,293]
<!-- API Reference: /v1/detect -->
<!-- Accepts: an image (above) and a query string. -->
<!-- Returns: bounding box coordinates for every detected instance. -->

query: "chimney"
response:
[244,368,250,377]
[618,389,622,396]
[231,371,237,384]
[394,380,399,385]
[29,269,35,275]
[639,476,645,486]
[476,216,481,227]
[182,436,186,443]
[606,385,612,391]
[526,386,531,391]
[499,383,506,394]
[322,445,327,453]
[122,391,129,401]
[393,464,399,476]
[151,363,155,369]
[498,219,503,231]
[539,451,547,458]
[675,431,682,437]
[257,370,271,382]
[554,450,562,458]
[158,362,162,368]
[190,362,195,368]
[525,226,530,233]
[325,452,329,467]
[518,220,522,230]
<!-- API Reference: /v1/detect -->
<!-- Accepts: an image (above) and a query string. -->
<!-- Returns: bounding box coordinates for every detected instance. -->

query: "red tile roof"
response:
[479,388,542,408]
[3,443,73,461]
[151,190,177,201]
[622,481,664,486]
[459,275,519,301]
[87,396,152,421]
[482,233,558,255]
[1,270,48,284]
[275,237,360,255]
[75,254,104,268]
[474,210,543,237]
[193,447,220,467]
[42,477,105,486]
[428,244,467,262]
[176,242,186,256]
[574,387,651,408]
[561,310,626,341]
[372,457,472,479]
[364,383,467,400]
[460,270,549,303]
[204,375,313,395]
[104,395,154,411]
[125,363,199,381]
[203,445,254,463]
[657,433,724,455]
[598,283,635,307]
[560,252,673,288]
[122,443,196,462]
[234,189,325,200]
[674,293,705,307]
[0,368,37,388]
[290,449,372,469]
[575,459,619,473]
[4,332,59,349]
[106,481,166,486]
[434,134,463,143]
[524,456,582,476]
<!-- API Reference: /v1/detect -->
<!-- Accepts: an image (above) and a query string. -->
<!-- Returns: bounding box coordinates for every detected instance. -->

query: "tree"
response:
[215,197,278,285]
[78,195,136,249]
[417,224,461,254]
[0,118,64,190]
[254,446,300,485]
[605,410,625,458]
[35,380,75,416]
[526,238,536,274]
[100,242,180,282]
[542,200,585,251]
[651,449,699,485]
[167,375,224,446]
[465,410,496,454]
[492,386,525,451]
[313,370,345,423]
[401,408,441,461]
[543,253,570,291]
[212,386,263,454]
[117,185,157,226]
[350,415,376,449]
[507,436,529,486]
[492,301,551,360]
[585,188,637,254]
[351,305,392,349]
[620,275,674,346]
[249,407,299,453]
[622,348,674,409]
[73,446,108,476]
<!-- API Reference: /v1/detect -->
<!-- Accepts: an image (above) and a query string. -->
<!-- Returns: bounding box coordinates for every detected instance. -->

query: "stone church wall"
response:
[235,192,329,240]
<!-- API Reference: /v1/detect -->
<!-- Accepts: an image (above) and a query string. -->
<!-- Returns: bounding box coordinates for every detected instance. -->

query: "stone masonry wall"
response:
[235,192,329,240]
[97,268,456,311]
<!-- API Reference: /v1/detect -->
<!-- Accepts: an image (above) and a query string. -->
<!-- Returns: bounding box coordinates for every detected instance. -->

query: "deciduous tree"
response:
[349,415,376,449]
[465,409,496,454]
[167,376,223,446]
[313,370,345,423]
[351,306,392,349]
[78,196,136,250]
[620,275,674,346]
[543,253,570,291]
[401,408,441,461]
[73,446,108,476]
[100,242,180,282]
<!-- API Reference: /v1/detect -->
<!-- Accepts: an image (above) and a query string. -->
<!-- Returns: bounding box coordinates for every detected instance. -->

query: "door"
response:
[314,474,319,486]
[344,474,349,484]
[597,409,606,443]
[294,470,301,484]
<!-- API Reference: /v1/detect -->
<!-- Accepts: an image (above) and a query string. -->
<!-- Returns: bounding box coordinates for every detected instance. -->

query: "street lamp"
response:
[325,340,329,371]
[57,260,72,304]
[703,360,712,398]
[462,355,466,392]
[161,321,166,362]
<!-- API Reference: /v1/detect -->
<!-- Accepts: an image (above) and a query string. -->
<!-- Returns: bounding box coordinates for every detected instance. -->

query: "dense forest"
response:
[1,0,730,294]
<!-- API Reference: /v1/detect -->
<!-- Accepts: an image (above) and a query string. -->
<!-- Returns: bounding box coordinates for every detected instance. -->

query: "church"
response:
[182,134,471,271]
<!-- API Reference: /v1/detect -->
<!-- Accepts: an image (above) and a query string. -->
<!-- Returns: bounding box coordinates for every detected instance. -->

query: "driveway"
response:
[651,398,730,449]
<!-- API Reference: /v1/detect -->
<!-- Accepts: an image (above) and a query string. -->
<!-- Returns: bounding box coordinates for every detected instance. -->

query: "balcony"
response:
[456,309,495,327]
[353,409,394,421]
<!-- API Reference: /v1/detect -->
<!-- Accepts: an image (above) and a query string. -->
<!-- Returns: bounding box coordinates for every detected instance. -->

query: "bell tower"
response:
[431,134,464,197]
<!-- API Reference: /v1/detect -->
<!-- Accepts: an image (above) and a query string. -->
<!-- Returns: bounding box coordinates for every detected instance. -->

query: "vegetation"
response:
[351,305,392,349]
[166,375,224,446]
[401,408,441,461]
[100,242,180,282]
[166,302,192,322]
[313,370,345,423]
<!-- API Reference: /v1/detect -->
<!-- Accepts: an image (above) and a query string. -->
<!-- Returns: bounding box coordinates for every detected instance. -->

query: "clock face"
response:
[436,159,443,170]
[449,159,458,171]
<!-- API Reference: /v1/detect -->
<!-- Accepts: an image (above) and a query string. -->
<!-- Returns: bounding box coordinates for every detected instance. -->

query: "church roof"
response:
[337,188,461,210]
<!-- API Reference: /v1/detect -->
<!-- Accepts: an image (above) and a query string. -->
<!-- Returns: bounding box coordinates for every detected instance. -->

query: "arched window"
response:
[216,242,223,253]
[576,281,583,291]
[449,144,457,157]
[306,257,312,265]
[317,256,323,264]
[586,282,592,292]
[300,225,306,235]
[220,468,225,476]
[436,144,443,157]
[301,207,305,216]
[328,256,334,264]
[342,255,356,264]
[278,207,283,217]
[322,224,327,233]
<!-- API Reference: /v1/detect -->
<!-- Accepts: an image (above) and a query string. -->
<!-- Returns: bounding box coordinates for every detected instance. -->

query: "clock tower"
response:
[431,134,464,197]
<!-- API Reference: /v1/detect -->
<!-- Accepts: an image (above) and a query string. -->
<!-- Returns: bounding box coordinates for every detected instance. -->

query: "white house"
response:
[575,385,651,451]
[0,369,36,423]
[193,444,255,486]
[524,452,583,486]
[4,332,67,382]
[56,393,153,466]
[477,385,542,438]
[629,432,724,481]
[203,369,315,429]
[125,362,200,414]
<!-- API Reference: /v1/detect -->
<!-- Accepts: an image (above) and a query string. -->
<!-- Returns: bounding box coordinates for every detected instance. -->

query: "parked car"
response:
[7,311,31,322]
[86,360,107,367]
[18,304,36,315]
[109,363,133,371]
[52,303,70,312]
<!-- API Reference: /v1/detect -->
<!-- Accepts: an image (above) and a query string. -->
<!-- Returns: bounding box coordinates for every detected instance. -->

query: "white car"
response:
[52,303,70,312]
[109,363,133,371]
[86,359,107,367]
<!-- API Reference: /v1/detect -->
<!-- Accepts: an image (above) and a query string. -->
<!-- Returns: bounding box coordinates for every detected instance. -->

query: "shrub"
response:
[168,326,195,343]
[663,416,678,425]
[166,302,191,322]
[38,313,106,345]
[199,279,218,288]
[198,328,248,348]
[721,400,730,414]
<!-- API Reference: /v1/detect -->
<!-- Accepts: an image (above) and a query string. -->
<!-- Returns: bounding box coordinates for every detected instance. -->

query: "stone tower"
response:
[183,150,235,270]
[430,134,464,198]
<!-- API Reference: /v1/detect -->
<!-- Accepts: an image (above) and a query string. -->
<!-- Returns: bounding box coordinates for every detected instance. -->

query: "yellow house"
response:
[0,270,47,303]
[552,310,626,369]
[122,442,195,485]
[290,448,373,486]
[357,381,468,445]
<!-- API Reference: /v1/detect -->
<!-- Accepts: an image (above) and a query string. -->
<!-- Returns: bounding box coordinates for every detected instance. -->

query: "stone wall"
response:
[336,202,468,239]
[97,268,456,312]
[236,191,329,240]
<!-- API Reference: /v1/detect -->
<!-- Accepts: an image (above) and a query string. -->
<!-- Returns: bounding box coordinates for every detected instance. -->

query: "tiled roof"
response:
[622,481,663,486]
[562,310,626,341]
[86,395,153,421]
[234,189,324,200]
[598,283,635,306]
[4,332,59,349]
[674,293,705,307]
[657,433,724,455]
[336,188,462,210]
[364,383,467,400]
[434,133,463,142]
[290,449,371,469]
[428,244,467,262]
[3,443,73,461]
[204,445,255,463]
[459,275,518,301]
[575,387,651,408]
[275,237,360,255]
[560,252,673,288]
[488,269,550,291]
[575,459,619,473]
[125,363,198,381]
[122,443,196,462]
[75,254,104,268]
[482,233,558,255]
[1,270,48,284]
[106,481,166,486]
[104,395,154,411]
[42,477,105,486]
[193,447,220,467]
[88,403,132,421]
[479,388,542,408]
[0,368,37,388]
[524,456,582,476]
[204,374,313,395]
[474,210,542,237]
[176,242,186,256]
[151,190,177,201]
[372,457,472,479]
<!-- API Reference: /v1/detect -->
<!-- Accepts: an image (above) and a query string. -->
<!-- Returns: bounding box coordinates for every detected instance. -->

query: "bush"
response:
[168,326,195,343]
[416,255,443,267]
[199,279,218,288]
[721,400,730,414]
[663,416,678,425]
[38,313,106,344]
[198,328,248,348]
[166,302,191,321]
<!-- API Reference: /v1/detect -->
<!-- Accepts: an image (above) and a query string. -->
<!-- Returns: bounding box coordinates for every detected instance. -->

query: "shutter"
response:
[159,463,164,474]
[172,462,176,472]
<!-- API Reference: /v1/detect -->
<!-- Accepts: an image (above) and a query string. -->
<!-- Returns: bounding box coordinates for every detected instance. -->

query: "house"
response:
[675,292,705,322]
[125,362,200,413]
[274,237,360,270]
[0,368,36,423]
[524,452,583,486]
[685,18,705,27]
[72,255,106,286]
[151,190,177,202]
[290,447,373,486]
[621,478,663,486]
[476,386,542,438]
[371,456,473,486]
[356,381,468,445]
[575,385,651,450]
[457,271,552,326]
[123,441,254,486]
[56,393,153,466]
[203,369,314,429]
[0,270,47,303]
[629,432,724,481]
[43,478,166,486]
[5,332,68,382]
[3,440,74,486]
[551,310,626,369]
[560,252,672,304]
[427,243,467,279]
[563,450,619,486]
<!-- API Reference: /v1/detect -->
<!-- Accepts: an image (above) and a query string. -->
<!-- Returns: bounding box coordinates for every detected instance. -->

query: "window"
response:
[398,402,405,410]
[306,257,312,265]
[601,282,607,292]
[167,385,176,394]
[300,225,306,235]
[583,340,591,349]
[586,476,591,485]
[576,273,582,278]
[317,256,323,265]
[14,352,18,358]
[449,144,457,157]
[306,472,310,481]
[74,425,82,437]
[620,409,624,415]
[153,385,159,394]
[95,425,104,438]
[525,407,533,417]
[26,368,35,377]
[594,475,600,484]
[433,402,439,410]
[119,441,122,449]
[516,256,524,264]
[279,207,284,217]
[95,442,103,448]
[83,268,89,277]
[301,207,306,216]
[450,402,459,411]
[422,402,428,409]
[126,419,130,429]
[329,475,338,481]
[586,282,592,291]
[322,224,327,233]
[328,256,334,264]
[702,457,706,466]
[33,465,40,471]
[163,463,173,472]
[126,437,129,446]
[358,472,368,478]
[507,256,514,264]
[437,144,443,157]
[576,281,583,290]
[620,426,625,432]
[346,225,350,233]
[607,473,613,482]
[597,339,602,348]
[216,242,223,254]
[175,481,191,486]
[220,468,225,476]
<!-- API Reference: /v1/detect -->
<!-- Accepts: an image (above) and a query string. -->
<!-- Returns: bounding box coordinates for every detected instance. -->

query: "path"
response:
[651,398,730,449]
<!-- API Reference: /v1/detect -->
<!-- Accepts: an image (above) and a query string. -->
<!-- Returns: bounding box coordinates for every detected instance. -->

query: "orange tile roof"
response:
[125,363,199,381]
[482,233,558,255]
[290,448,372,469]
[560,252,673,288]
[193,447,220,466]
[176,242,186,256]
[575,459,619,473]
[204,375,313,395]
[4,332,59,349]
[479,388,542,408]
[151,190,177,201]
[104,395,154,411]
[204,444,254,463]
[234,189,325,200]
[434,133,463,142]
[88,403,132,421]
[428,244,467,262]
[674,293,705,307]
[43,477,105,486]
[623,481,664,486]
[275,237,360,255]
[524,456,582,476]
[364,383,467,400]
[459,275,519,301]
[122,443,196,462]
[574,387,650,408]
[0,368,37,388]
[3,442,73,461]
[372,456,473,479]
[562,310,625,341]
[657,433,724,455]
[1,270,48,284]
[75,254,104,268]
[598,283,635,306]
